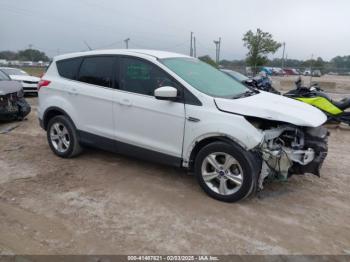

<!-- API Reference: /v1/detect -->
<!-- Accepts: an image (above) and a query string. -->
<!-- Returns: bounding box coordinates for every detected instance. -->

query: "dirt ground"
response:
[0,95,350,255]
[272,75,350,93]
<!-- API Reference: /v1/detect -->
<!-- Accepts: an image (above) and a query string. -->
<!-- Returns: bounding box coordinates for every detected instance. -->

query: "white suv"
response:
[38,49,328,202]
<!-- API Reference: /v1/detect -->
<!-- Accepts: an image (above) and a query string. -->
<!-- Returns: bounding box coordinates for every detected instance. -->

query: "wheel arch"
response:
[185,134,246,171]
[42,106,76,131]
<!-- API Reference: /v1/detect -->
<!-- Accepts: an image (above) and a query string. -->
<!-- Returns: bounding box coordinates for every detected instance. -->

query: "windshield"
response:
[1,68,28,76]
[0,70,10,80]
[222,69,249,82]
[160,57,248,98]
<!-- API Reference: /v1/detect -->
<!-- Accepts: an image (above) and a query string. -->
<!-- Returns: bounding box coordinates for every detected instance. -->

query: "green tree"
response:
[17,49,50,62]
[0,51,18,60]
[0,49,50,62]
[198,55,218,68]
[243,29,281,74]
[301,57,326,72]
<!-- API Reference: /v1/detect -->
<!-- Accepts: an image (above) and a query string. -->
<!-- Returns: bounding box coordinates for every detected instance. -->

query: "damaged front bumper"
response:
[257,125,328,190]
[0,95,31,121]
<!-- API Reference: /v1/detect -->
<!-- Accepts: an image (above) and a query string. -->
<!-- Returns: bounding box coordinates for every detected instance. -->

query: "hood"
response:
[0,80,23,95]
[215,91,327,127]
[9,75,40,82]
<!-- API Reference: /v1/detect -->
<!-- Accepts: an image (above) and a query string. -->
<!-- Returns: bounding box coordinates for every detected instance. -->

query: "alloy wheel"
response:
[201,152,243,195]
[49,122,70,153]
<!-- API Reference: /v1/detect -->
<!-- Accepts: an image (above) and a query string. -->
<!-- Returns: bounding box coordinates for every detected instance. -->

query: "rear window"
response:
[77,56,115,88]
[56,57,82,80]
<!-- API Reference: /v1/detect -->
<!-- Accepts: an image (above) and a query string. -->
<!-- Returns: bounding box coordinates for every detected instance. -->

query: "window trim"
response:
[55,54,201,106]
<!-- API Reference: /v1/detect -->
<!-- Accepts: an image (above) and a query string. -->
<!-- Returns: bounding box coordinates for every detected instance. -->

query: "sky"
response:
[0,0,349,61]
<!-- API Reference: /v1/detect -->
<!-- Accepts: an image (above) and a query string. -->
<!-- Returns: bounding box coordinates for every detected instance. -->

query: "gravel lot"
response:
[0,97,349,255]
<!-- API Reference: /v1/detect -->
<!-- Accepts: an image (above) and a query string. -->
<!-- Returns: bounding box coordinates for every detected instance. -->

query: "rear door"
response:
[65,56,117,140]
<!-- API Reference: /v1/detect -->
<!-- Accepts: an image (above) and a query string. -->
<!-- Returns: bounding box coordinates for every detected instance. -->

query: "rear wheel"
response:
[194,141,258,202]
[47,115,82,158]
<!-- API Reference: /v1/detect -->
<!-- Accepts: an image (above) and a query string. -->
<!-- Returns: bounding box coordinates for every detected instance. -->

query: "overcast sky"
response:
[1,0,349,61]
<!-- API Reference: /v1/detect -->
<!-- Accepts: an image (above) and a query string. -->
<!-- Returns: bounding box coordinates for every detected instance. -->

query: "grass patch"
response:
[19,67,46,77]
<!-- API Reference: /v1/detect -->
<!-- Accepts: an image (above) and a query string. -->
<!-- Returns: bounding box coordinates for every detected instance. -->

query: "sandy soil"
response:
[0,97,349,255]
[272,75,350,93]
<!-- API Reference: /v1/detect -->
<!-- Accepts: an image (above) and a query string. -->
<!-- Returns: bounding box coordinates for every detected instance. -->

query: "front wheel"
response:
[194,141,258,202]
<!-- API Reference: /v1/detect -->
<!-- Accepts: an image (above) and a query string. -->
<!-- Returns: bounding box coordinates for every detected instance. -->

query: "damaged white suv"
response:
[38,50,328,202]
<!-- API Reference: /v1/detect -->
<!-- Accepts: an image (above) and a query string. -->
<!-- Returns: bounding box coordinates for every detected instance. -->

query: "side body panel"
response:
[182,100,264,167]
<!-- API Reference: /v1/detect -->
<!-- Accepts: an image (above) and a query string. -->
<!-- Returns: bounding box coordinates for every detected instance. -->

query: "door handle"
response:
[68,88,78,96]
[119,98,132,106]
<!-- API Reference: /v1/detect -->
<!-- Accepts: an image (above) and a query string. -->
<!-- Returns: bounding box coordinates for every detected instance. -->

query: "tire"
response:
[194,141,259,202]
[47,115,82,158]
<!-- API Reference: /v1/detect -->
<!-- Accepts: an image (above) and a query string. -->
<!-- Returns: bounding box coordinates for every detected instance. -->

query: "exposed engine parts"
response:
[258,125,328,190]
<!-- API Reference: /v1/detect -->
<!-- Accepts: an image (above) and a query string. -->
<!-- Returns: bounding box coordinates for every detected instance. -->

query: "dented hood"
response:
[215,91,327,127]
[0,80,22,95]
[9,75,40,82]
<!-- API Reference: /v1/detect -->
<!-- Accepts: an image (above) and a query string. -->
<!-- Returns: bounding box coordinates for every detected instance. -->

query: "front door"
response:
[113,56,185,162]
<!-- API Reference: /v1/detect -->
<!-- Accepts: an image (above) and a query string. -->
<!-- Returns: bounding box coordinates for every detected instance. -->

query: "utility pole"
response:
[190,32,193,56]
[213,39,220,64]
[218,37,221,64]
[309,53,314,85]
[28,44,33,62]
[124,38,130,49]
[193,36,197,58]
[281,42,286,68]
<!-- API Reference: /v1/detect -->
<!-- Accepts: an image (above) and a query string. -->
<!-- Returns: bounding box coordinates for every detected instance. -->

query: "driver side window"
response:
[120,57,179,96]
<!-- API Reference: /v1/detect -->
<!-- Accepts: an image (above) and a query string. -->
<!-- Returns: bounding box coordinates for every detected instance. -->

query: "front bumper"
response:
[22,83,38,93]
[0,98,31,121]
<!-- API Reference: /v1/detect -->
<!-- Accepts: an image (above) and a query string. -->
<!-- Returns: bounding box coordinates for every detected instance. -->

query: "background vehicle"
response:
[272,67,285,76]
[304,69,312,76]
[312,70,322,77]
[221,69,280,94]
[260,66,273,76]
[38,50,328,202]
[284,78,350,125]
[220,69,249,83]
[283,68,299,75]
[0,67,40,95]
[0,70,31,121]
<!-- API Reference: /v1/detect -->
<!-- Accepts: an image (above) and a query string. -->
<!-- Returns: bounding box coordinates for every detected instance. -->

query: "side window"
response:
[56,57,82,80]
[120,57,179,96]
[77,56,115,88]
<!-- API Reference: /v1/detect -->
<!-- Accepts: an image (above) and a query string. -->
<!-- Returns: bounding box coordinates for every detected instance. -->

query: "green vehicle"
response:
[284,78,350,125]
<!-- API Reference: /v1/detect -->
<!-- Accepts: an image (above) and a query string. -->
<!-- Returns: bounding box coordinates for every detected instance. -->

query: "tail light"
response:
[38,79,51,90]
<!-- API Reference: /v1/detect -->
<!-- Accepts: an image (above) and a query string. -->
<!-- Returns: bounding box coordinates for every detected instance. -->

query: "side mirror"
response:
[154,86,178,100]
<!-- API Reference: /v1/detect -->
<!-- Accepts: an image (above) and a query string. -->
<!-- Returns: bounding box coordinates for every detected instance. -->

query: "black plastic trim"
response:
[39,118,44,129]
[77,130,183,167]
[42,106,77,131]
